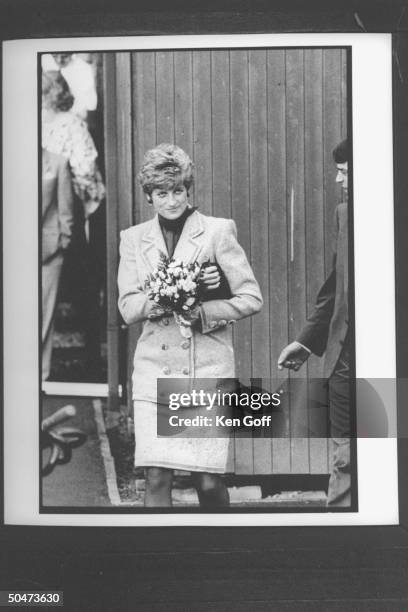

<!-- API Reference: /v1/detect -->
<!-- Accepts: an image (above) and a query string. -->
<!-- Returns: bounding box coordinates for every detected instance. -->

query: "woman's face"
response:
[150,184,189,219]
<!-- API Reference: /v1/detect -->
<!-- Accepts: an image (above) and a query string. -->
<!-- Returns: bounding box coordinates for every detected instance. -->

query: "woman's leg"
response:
[144,467,173,507]
[191,472,230,509]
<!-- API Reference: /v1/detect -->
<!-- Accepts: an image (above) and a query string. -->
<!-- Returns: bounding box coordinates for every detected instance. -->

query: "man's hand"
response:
[200,265,221,290]
[277,341,310,371]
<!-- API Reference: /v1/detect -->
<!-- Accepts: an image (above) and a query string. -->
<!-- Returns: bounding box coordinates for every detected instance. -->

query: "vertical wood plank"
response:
[340,49,348,140]
[225,435,235,474]
[249,49,269,378]
[230,49,251,381]
[211,50,231,219]
[133,51,157,225]
[155,51,175,144]
[131,52,157,412]
[323,49,343,275]
[210,49,235,474]
[103,53,120,410]
[248,49,272,475]
[116,53,134,233]
[286,49,309,474]
[230,49,253,475]
[304,49,325,322]
[192,51,212,215]
[234,431,254,475]
[115,53,134,410]
[104,53,133,411]
[304,49,329,473]
[174,51,194,204]
[267,49,291,474]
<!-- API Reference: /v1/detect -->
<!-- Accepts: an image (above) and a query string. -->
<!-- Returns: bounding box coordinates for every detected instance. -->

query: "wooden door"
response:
[104,48,348,475]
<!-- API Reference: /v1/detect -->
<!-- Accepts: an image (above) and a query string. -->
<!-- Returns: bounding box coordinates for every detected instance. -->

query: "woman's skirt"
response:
[133,400,230,473]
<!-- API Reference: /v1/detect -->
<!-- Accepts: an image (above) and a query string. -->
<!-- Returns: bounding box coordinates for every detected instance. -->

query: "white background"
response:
[3,33,398,526]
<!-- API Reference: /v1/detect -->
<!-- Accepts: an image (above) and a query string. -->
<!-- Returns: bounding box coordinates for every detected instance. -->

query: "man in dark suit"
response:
[42,148,74,380]
[278,139,351,507]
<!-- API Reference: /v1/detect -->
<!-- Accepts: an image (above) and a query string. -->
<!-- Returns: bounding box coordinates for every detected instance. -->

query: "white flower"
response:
[181,278,197,292]
[169,259,181,268]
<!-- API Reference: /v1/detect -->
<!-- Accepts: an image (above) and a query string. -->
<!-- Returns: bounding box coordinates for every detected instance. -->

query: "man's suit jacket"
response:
[118,210,263,401]
[42,149,74,264]
[297,203,348,378]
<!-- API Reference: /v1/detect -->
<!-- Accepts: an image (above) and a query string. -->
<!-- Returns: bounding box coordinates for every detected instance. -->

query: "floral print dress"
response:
[42,111,105,218]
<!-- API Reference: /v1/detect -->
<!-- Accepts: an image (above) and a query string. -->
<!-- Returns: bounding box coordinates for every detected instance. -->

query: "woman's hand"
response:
[175,306,202,334]
[188,305,201,325]
[200,265,221,290]
[147,302,167,320]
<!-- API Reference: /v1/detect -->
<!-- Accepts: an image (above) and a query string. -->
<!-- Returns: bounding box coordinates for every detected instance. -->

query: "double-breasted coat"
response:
[118,210,263,402]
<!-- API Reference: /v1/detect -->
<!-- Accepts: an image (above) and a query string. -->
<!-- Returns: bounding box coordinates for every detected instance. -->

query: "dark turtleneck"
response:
[158,206,195,258]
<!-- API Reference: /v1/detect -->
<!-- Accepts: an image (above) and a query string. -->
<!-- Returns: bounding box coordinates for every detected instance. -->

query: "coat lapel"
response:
[141,210,205,271]
[141,216,168,271]
[172,210,205,264]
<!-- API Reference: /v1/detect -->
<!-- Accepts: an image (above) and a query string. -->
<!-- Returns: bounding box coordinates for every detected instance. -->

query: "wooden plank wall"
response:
[107,47,348,475]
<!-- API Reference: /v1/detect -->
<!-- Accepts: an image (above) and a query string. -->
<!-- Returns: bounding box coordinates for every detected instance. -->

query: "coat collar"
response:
[141,210,205,270]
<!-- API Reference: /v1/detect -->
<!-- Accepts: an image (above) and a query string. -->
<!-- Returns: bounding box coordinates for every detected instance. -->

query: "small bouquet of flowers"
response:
[145,251,206,337]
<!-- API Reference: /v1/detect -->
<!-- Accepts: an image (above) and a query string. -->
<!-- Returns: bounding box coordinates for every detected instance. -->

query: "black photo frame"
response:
[2,1,408,606]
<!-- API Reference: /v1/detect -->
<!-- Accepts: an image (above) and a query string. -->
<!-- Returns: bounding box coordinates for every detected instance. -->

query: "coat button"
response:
[182,367,189,375]
[163,366,170,375]
[181,340,190,349]
[210,321,217,328]
[219,319,227,326]
[161,344,168,350]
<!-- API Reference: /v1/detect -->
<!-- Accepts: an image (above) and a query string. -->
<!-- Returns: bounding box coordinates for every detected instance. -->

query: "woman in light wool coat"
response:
[118,143,263,508]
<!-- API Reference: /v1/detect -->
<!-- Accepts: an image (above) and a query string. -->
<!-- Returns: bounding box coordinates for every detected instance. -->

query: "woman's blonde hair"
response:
[138,143,194,195]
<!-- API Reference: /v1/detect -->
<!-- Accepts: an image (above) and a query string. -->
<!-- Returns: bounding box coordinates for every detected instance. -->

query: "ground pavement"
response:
[41,396,113,508]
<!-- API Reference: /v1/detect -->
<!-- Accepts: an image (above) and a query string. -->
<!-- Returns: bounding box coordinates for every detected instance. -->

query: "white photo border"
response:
[3,33,398,526]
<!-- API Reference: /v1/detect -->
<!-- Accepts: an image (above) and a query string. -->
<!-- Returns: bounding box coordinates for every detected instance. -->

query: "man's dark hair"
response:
[332,139,349,164]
